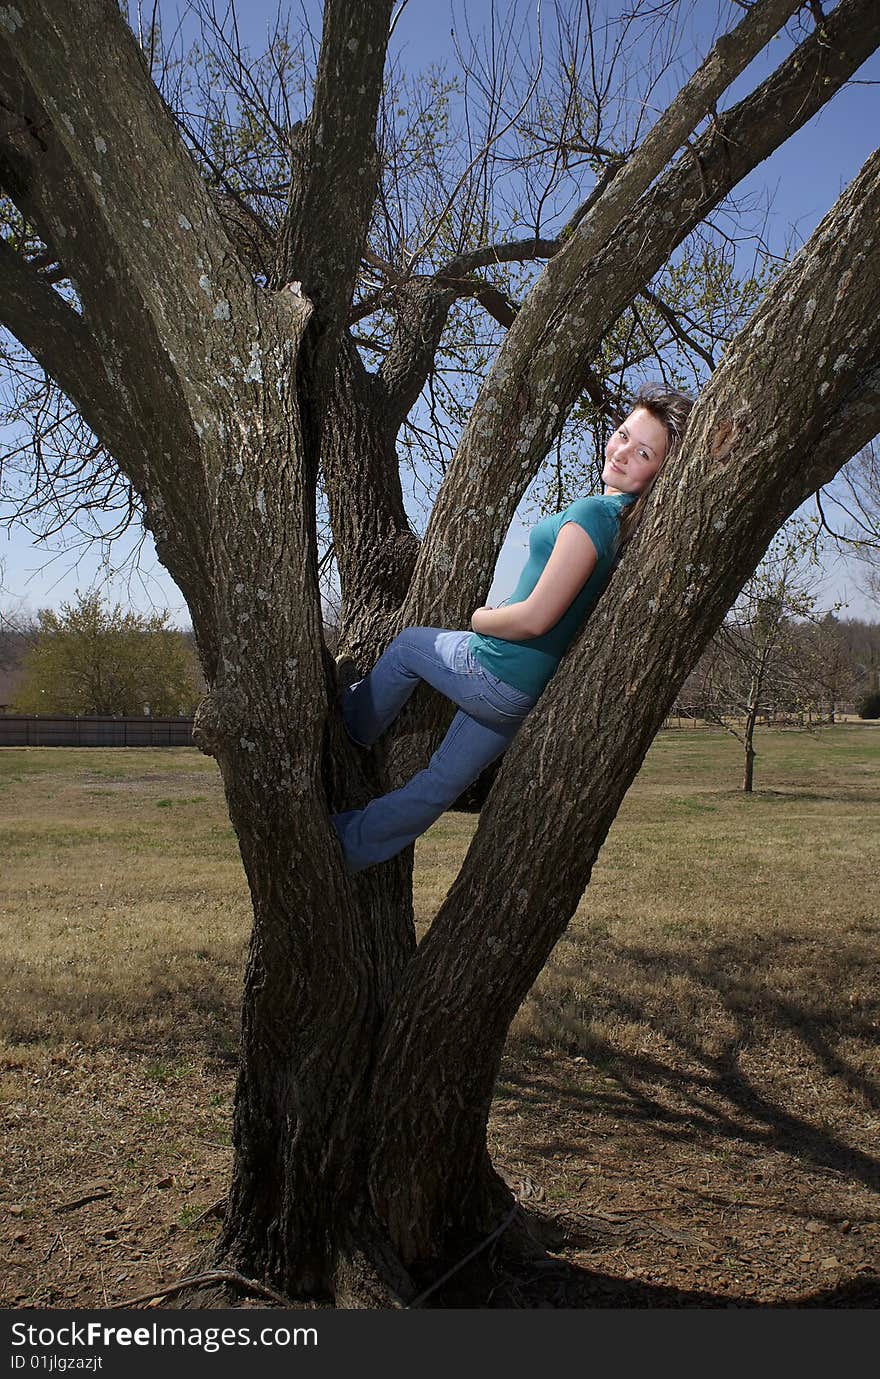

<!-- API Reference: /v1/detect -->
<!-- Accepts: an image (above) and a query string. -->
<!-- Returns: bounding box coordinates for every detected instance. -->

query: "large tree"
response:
[1,0,879,1306]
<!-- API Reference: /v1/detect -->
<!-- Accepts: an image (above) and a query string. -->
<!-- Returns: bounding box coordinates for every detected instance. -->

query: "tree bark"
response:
[743,745,756,794]
[322,335,419,664]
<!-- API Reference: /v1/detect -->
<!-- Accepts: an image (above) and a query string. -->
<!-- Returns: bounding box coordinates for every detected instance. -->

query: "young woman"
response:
[332,383,694,872]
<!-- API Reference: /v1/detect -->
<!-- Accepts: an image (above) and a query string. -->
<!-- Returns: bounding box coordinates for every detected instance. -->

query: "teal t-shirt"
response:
[468,492,634,697]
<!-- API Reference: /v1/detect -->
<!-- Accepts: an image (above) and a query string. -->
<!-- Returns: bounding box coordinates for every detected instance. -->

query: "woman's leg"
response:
[340,627,482,747]
[332,708,516,872]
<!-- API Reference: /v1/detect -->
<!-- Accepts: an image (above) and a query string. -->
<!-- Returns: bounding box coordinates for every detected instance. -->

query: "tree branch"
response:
[377,240,558,425]
[460,280,518,331]
[322,334,420,662]
[278,0,394,357]
[440,237,560,279]
[0,0,251,390]
[810,366,880,489]
[0,236,124,468]
[376,279,458,435]
[639,284,716,371]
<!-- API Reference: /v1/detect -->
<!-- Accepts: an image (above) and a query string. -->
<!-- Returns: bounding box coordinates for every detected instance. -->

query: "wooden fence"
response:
[0,715,194,747]
[1,704,856,748]
[662,703,852,729]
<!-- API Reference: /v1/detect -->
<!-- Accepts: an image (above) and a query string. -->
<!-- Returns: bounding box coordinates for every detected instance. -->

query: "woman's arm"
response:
[471,522,598,640]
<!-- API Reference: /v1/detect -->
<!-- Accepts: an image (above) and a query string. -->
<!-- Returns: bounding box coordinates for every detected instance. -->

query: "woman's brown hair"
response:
[615,383,695,550]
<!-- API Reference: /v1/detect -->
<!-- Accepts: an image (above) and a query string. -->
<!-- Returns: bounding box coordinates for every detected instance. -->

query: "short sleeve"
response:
[556,497,617,561]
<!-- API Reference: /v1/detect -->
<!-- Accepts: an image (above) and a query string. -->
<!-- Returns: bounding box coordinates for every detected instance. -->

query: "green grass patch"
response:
[1,730,878,1070]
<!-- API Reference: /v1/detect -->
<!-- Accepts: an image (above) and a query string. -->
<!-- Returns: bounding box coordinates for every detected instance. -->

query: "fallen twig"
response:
[55,1188,113,1214]
[178,1129,231,1152]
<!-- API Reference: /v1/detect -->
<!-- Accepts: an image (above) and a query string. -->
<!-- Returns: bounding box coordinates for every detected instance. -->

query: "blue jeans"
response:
[331,627,538,871]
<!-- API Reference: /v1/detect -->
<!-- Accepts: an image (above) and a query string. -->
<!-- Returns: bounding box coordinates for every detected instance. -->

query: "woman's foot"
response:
[335,657,372,748]
[334,655,362,701]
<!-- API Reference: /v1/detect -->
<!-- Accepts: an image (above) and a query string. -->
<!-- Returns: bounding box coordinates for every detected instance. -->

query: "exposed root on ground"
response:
[113,1268,295,1310]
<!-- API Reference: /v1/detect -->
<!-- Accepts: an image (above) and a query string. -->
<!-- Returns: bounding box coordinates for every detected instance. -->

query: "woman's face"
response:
[602,407,669,496]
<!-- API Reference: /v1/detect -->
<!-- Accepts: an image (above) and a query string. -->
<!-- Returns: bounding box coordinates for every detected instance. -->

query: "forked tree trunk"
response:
[2,0,880,1309]
[215,152,880,1299]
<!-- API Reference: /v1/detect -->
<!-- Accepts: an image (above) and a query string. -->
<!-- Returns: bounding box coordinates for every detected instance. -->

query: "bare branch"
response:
[0,236,131,482]
[405,10,548,271]
[440,235,559,278]
[278,0,394,354]
[458,279,518,330]
[639,284,716,371]
[555,0,803,263]
[388,0,413,42]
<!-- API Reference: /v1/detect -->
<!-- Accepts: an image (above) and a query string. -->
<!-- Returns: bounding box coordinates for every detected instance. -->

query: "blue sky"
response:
[1,1,878,622]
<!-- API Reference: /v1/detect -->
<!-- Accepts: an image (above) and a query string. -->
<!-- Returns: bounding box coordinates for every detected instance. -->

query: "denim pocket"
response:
[485,675,534,709]
[473,673,536,725]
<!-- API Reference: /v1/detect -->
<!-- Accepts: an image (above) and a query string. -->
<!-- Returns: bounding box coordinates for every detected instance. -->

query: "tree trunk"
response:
[743,736,756,793]
[322,336,420,666]
[185,418,421,1300]
[743,676,761,793]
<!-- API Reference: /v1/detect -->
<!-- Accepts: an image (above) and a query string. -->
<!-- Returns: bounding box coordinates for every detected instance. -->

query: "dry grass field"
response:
[1,726,879,1308]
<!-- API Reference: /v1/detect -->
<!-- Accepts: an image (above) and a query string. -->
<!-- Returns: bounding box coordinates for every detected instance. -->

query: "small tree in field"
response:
[13,590,202,715]
[1,0,880,1305]
[688,520,826,791]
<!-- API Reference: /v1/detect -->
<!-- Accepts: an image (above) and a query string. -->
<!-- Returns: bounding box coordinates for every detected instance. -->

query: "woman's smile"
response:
[602,406,670,495]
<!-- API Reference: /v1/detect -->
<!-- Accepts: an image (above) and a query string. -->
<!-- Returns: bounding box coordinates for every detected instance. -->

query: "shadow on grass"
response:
[0,959,243,1065]
[432,1252,880,1308]
[501,929,880,1194]
[743,788,880,806]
